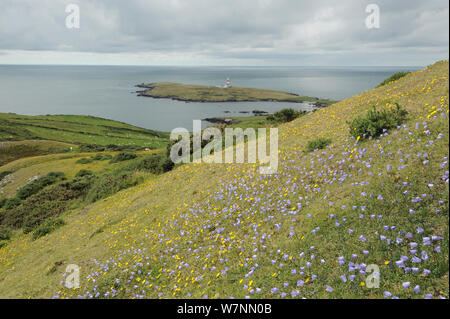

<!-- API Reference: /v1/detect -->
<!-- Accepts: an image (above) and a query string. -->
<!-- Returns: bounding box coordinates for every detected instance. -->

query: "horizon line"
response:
[0,63,426,68]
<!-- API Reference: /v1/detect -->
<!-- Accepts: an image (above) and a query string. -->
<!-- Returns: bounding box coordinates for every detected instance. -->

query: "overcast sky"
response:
[0,0,448,66]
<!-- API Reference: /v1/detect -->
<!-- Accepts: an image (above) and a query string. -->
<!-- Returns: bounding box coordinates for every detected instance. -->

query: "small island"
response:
[136,82,336,106]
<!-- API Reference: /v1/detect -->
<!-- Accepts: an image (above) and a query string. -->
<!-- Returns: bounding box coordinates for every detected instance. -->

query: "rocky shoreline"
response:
[202,117,239,125]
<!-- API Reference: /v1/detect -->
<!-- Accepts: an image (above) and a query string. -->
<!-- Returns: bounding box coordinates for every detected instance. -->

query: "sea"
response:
[0,65,421,131]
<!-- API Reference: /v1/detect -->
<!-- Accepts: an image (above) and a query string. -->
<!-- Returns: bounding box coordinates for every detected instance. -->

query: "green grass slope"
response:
[0,114,169,148]
[0,151,138,200]
[0,61,448,299]
[0,140,75,167]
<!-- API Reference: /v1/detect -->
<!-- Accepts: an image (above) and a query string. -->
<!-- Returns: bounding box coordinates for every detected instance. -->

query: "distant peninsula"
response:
[135,82,336,107]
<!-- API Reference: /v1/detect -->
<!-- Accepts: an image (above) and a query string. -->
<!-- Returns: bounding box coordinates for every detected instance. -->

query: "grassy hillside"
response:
[0,113,169,148]
[137,82,337,105]
[0,61,448,299]
[0,151,148,200]
[0,114,173,204]
[0,140,75,167]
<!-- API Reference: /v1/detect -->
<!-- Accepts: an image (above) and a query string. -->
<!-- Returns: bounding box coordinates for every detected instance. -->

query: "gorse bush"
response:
[377,72,410,88]
[76,154,113,164]
[31,218,65,240]
[0,224,10,247]
[75,169,95,178]
[160,157,175,173]
[17,172,65,200]
[6,183,85,233]
[0,227,11,241]
[136,154,163,173]
[22,201,67,234]
[136,154,175,174]
[349,103,408,139]
[16,172,66,200]
[3,178,88,230]
[0,198,8,209]
[47,172,66,179]
[78,144,106,152]
[267,108,307,123]
[61,174,95,194]
[3,197,22,210]
[79,144,146,153]
[85,153,174,203]
[92,154,113,161]
[76,158,93,164]
[84,172,139,203]
[110,152,137,163]
[306,137,332,152]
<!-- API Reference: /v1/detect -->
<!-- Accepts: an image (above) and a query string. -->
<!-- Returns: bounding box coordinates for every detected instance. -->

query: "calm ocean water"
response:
[0,65,420,131]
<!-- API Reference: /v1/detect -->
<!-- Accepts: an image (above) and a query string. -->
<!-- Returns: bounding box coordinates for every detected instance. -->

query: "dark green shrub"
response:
[79,154,174,204]
[105,144,146,152]
[349,103,408,139]
[3,183,84,229]
[136,154,163,173]
[110,152,137,163]
[135,154,175,174]
[79,144,146,153]
[161,158,175,172]
[267,108,307,123]
[16,172,65,200]
[14,199,66,232]
[23,215,43,234]
[92,154,113,161]
[76,158,93,164]
[84,172,138,203]
[31,218,65,240]
[3,197,21,210]
[106,144,125,151]
[306,138,332,152]
[0,227,11,241]
[61,174,96,193]
[75,170,95,178]
[0,198,7,209]
[47,172,65,179]
[92,154,104,161]
[79,144,106,152]
[17,182,37,199]
[377,72,410,88]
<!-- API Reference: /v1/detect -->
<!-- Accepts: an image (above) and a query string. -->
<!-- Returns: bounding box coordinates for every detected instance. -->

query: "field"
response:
[0,140,75,167]
[0,61,448,299]
[137,82,337,105]
[0,113,169,148]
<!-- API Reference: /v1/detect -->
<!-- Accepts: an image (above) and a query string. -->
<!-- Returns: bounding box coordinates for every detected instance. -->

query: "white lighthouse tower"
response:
[225,78,231,88]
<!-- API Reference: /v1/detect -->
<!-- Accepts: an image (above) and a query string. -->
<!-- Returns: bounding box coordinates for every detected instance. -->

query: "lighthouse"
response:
[225,78,231,88]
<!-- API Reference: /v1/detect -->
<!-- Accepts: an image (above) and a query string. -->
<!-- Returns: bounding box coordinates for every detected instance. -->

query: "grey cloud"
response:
[0,0,448,65]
